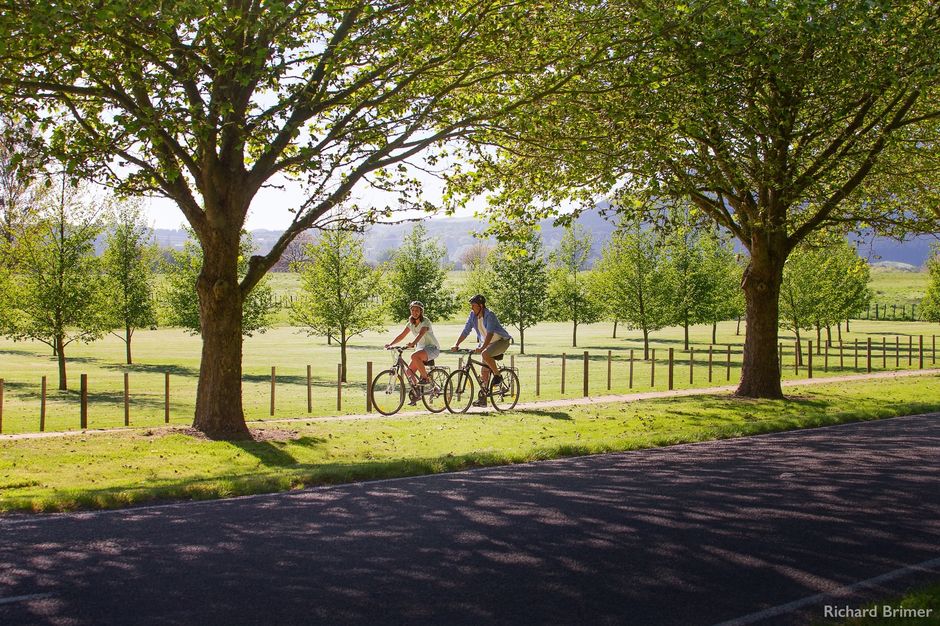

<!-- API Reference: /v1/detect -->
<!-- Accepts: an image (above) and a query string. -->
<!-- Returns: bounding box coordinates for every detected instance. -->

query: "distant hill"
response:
[149,208,937,269]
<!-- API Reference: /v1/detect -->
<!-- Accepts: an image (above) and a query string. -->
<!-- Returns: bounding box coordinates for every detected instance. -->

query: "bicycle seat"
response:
[425,359,435,366]
[493,354,504,361]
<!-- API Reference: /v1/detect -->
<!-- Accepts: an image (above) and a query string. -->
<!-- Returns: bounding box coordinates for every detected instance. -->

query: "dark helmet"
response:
[469,294,486,305]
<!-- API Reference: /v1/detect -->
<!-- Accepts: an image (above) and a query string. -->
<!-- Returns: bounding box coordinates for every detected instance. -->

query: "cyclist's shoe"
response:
[491,374,503,387]
[418,377,430,386]
[472,391,487,408]
[408,389,420,406]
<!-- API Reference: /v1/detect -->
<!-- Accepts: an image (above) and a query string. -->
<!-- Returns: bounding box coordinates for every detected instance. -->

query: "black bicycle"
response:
[370,347,450,415]
[443,349,520,413]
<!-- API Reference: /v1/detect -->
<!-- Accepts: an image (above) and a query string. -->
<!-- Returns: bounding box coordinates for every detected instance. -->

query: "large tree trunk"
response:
[192,229,250,440]
[56,334,67,390]
[736,244,785,398]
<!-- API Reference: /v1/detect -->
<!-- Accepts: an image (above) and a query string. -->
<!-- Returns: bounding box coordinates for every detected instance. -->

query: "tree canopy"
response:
[450,0,940,397]
[0,0,600,437]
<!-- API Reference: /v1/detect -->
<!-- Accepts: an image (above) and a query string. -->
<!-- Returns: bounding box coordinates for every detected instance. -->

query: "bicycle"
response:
[443,348,520,413]
[370,346,450,415]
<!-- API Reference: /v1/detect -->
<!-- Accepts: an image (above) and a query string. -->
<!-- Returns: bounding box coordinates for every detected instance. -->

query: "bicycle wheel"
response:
[370,369,405,415]
[490,368,520,411]
[444,369,475,414]
[421,367,449,413]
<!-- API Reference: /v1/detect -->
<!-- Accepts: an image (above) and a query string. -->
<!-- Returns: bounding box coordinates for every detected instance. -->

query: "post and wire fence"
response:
[0,333,936,435]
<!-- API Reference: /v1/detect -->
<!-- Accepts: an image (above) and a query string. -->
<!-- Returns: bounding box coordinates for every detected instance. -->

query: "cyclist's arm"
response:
[386,327,409,347]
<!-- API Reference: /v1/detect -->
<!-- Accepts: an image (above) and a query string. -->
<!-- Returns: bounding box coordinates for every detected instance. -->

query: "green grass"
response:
[822,581,940,625]
[1,374,938,513]
[868,267,929,315]
[2,314,940,435]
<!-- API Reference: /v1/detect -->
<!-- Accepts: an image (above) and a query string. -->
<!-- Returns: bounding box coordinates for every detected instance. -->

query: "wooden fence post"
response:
[840,341,844,368]
[854,339,859,369]
[164,372,170,423]
[824,342,828,372]
[668,348,674,390]
[689,348,694,385]
[511,355,515,370]
[709,345,714,382]
[726,345,731,381]
[40,376,47,432]
[337,364,342,411]
[536,355,541,396]
[651,349,656,388]
[866,338,872,373]
[794,342,799,375]
[561,353,566,394]
[607,350,612,391]
[366,362,373,412]
[81,374,88,429]
[307,365,312,413]
[778,342,782,372]
[882,338,887,369]
[583,351,589,397]
[0,378,3,434]
[123,372,129,426]
[933,335,936,365]
[896,336,900,368]
[908,336,913,366]
[919,335,924,369]
[629,350,634,389]
[270,366,276,416]
[808,341,813,379]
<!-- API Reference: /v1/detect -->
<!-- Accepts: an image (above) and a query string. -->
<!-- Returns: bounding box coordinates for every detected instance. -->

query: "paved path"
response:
[1,414,938,625]
[3,368,937,441]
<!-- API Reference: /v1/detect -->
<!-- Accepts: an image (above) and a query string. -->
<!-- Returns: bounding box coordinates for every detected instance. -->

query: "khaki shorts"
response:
[482,337,511,358]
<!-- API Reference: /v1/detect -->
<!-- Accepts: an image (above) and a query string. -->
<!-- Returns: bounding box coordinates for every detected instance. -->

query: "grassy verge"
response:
[1,374,938,514]
[822,581,940,625]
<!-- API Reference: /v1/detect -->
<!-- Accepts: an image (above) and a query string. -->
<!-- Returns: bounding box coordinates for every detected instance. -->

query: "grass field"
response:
[1,374,938,513]
[1,269,937,435]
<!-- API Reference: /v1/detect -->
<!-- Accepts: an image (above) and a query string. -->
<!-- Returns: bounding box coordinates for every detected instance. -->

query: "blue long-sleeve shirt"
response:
[459,308,514,344]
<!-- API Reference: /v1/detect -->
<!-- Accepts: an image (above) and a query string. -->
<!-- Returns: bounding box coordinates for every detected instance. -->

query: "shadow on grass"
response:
[102,363,199,378]
[517,409,574,421]
[228,440,299,467]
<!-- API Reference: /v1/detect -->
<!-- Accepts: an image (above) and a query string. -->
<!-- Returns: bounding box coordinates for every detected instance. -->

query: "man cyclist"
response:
[451,294,513,407]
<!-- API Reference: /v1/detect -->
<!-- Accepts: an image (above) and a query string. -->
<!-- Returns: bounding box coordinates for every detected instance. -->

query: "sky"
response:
[141,167,479,231]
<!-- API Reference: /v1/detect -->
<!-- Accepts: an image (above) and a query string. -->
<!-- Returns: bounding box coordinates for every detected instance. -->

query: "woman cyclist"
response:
[385,301,441,402]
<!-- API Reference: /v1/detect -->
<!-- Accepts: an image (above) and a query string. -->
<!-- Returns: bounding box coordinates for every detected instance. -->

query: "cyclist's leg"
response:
[410,349,429,380]
[482,338,511,387]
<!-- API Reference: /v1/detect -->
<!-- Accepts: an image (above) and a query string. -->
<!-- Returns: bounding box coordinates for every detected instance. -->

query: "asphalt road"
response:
[1,414,938,625]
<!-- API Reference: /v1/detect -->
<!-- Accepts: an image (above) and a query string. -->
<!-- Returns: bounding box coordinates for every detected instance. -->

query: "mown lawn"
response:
[1,374,938,513]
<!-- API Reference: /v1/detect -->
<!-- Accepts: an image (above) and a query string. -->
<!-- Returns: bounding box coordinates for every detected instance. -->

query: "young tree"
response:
[592,222,671,359]
[0,179,108,389]
[290,229,385,382]
[161,232,275,337]
[101,200,158,364]
[385,224,458,322]
[488,231,547,354]
[0,1,592,438]
[458,242,496,306]
[780,239,872,359]
[0,114,44,245]
[454,0,940,398]
[698,235,745,345]
[546,225,602,347]
[920,246,940,324]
